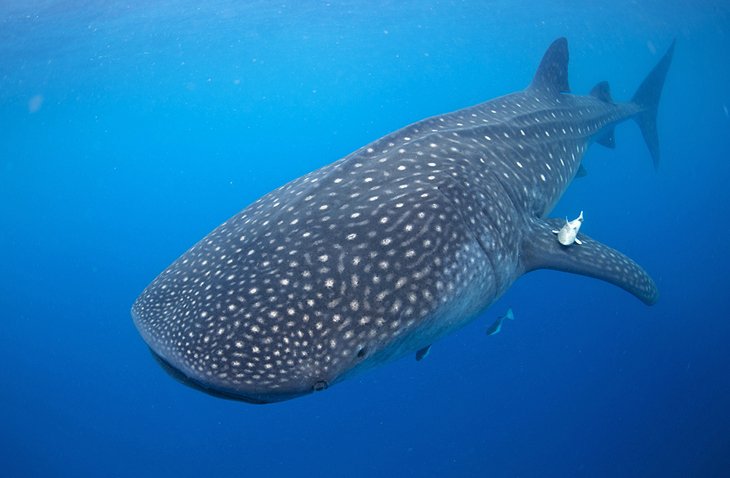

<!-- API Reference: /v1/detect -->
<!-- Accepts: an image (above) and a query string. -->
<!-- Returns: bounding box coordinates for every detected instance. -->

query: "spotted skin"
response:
[132,38,671,403]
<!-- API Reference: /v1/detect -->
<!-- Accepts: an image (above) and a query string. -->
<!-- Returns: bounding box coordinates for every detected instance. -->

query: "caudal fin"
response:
[631,40,676,169]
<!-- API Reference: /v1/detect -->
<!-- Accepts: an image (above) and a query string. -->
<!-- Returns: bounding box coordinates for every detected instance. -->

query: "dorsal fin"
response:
[530,37,570,94]
[590,81,614,103]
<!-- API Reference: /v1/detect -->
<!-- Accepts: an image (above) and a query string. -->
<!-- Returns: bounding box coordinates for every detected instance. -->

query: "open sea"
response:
[1,1,729,477]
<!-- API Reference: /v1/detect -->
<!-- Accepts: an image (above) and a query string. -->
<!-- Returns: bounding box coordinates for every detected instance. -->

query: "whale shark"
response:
[132,38,673,404]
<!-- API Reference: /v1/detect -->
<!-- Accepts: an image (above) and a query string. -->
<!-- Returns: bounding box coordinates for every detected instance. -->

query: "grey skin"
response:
[132,38,673,404]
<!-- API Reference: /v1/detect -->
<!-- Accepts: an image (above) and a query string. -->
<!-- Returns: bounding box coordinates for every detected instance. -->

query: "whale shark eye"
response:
[356,347,368,359]
[313,380,328,392]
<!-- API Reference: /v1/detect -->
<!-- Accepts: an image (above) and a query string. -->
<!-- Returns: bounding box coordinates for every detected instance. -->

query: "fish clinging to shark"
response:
[553,211,584,246]
[132,37,673,403]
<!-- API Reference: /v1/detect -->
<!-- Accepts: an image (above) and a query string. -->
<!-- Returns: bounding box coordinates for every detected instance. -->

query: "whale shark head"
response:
[132,288,344,404]
[131,158,490,403]
[131,226,386,404]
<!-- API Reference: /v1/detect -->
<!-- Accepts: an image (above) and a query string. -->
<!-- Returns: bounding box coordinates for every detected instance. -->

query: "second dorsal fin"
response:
[590,81,614,103]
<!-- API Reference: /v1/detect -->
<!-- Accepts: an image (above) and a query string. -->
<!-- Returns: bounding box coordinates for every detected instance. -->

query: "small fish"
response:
[415,345,432,361]
[552,211,584,246]
[486,308,515,336]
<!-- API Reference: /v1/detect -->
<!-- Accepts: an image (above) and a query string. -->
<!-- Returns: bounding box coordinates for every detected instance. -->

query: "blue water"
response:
[2,1,729,477]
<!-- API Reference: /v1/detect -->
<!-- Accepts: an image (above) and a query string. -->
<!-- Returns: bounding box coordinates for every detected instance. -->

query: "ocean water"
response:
[1,1,729,477]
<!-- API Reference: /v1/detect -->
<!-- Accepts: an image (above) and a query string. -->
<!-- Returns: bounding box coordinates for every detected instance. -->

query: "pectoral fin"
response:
[520,218,658,305]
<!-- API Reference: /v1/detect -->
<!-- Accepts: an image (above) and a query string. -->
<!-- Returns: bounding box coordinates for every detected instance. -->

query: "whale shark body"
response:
[132,38,673,403]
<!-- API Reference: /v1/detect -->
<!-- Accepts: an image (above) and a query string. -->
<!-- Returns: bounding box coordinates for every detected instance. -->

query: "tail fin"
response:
[631,40,676,169]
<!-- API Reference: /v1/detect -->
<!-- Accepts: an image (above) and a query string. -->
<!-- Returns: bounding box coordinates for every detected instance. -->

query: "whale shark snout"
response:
[147,346,314,404]
[132,285,355,403]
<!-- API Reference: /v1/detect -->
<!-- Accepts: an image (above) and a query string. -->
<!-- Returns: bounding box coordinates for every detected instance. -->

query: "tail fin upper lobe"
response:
[632,40,676,169]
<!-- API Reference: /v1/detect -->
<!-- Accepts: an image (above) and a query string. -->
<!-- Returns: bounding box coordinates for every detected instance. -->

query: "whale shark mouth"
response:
[148,348,274,404]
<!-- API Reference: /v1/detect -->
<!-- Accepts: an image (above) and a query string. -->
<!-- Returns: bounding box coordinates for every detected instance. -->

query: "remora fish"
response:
[132,38,672,403]
[486,308,515,336]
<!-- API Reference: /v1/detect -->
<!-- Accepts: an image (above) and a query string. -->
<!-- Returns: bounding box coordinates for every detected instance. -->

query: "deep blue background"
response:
[1,1,729,477]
